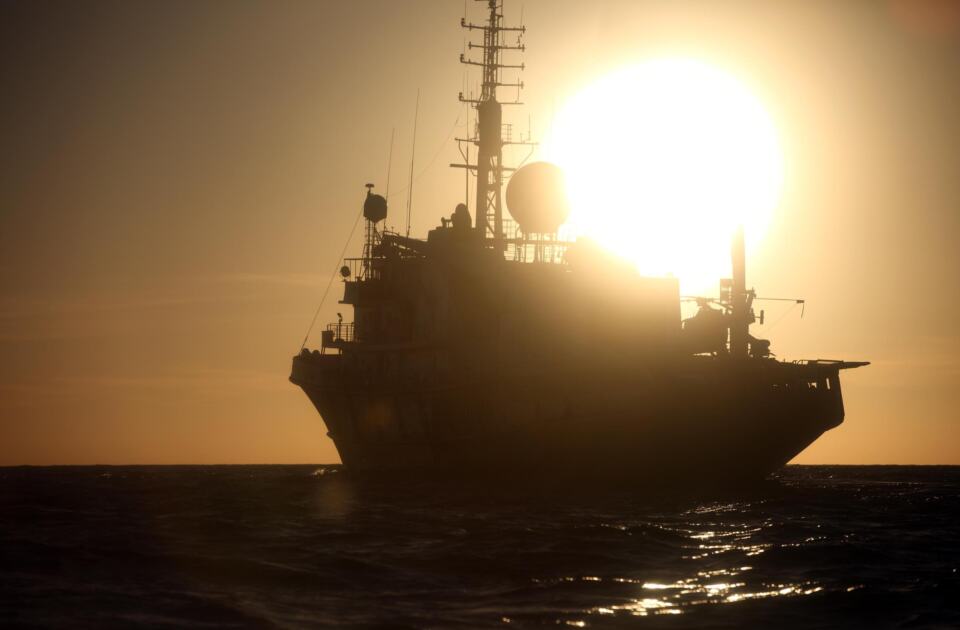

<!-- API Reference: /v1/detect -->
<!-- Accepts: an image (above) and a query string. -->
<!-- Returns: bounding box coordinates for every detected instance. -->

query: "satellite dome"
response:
[363,186,387,223]
[505,161,570,234]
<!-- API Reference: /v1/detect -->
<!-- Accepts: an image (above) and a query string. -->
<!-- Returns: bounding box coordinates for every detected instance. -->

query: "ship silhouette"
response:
[290,1,867,482]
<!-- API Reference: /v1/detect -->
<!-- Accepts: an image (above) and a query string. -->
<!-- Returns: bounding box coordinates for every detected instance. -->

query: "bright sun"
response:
[542,58,784,295]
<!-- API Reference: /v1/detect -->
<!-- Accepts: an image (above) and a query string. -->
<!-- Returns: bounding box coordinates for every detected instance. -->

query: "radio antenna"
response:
[385,128,395,199]
[405,89,420,237]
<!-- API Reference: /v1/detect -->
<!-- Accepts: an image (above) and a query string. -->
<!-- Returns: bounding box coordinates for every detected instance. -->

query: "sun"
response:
[542,58,784,295]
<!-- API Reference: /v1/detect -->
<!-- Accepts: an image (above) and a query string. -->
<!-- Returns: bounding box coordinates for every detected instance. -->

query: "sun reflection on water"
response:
[562,564,826,619]
[543,507,840,623]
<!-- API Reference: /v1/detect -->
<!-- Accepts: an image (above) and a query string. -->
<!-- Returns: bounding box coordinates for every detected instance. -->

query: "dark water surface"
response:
[1,466,958,628]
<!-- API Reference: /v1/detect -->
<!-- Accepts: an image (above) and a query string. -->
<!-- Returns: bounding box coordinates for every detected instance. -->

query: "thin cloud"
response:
[211,272,325,287]
[51,368,289,393]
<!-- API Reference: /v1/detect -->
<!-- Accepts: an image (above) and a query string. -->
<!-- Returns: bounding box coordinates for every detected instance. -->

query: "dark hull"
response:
[291,353,848,482]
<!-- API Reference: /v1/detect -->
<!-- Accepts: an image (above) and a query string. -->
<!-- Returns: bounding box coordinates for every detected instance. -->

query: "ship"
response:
[290,1,867,482]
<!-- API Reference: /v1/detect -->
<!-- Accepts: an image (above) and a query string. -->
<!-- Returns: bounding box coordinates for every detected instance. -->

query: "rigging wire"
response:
[457,102,472,207]
[754,296,805,317]
[763,300,803,333]
[299,207,364,351]
[405,89,420,236]
[387,105,466,203]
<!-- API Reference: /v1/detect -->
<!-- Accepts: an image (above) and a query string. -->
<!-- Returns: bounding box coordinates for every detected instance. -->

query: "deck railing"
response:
[322,322,354,345]
[342,258,382,281]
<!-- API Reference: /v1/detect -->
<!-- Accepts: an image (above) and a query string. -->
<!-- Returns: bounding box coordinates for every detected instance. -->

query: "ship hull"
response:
[291,352,848,482]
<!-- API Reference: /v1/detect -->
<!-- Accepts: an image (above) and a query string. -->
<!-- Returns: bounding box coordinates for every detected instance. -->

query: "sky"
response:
[1,0,959,465]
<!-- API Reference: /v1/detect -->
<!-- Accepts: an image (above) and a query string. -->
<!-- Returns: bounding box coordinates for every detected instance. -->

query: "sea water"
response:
[2,465,958,628]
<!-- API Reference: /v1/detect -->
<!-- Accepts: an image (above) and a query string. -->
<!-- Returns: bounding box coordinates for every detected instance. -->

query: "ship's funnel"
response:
[505,162,570,234]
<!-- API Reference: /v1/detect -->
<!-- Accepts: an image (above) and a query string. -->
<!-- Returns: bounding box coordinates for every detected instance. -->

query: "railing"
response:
[323,322,354,344]
[502,217,519,239]
[506,236,570,265]
[342,258,381,281]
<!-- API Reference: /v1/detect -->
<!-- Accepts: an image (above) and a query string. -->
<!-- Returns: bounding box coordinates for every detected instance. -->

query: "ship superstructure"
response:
[290,1,866,481]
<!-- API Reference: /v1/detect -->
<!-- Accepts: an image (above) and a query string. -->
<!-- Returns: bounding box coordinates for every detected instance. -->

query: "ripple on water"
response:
[1,465,958,628]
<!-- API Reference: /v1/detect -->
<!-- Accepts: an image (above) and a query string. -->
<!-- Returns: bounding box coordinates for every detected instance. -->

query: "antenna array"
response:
[451,0,536,248]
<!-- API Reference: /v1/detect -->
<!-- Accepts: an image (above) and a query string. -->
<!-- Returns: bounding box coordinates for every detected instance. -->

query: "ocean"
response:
[1,465,958,628]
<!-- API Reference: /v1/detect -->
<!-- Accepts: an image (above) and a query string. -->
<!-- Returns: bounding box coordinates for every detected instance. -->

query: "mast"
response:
[729,226,749,357]
[457,0,526,248]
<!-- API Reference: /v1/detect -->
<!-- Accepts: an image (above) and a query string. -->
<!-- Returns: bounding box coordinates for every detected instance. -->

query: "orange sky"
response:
[2,0,959,465]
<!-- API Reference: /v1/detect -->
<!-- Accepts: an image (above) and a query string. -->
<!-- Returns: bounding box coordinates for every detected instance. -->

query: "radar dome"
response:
[505,161,570,234]
[363,187,387,223]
